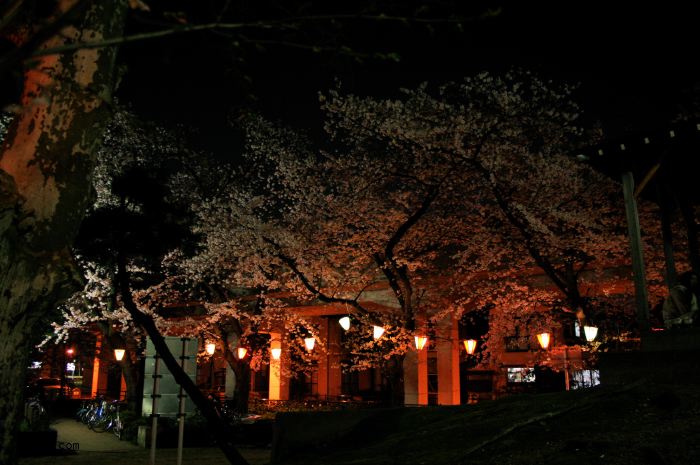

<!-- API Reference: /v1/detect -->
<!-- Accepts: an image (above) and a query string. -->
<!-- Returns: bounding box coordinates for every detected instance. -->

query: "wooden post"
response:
[622,172,651,333]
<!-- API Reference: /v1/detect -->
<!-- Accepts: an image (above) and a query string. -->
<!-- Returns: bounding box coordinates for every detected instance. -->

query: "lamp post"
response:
[463,339,477,355]
[62,347,75,399]
[114,349,125,400]
[206,342,216,393]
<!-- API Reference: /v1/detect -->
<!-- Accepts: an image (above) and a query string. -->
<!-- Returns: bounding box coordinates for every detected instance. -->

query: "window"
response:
[571,369,600,389]
[506,367,536,383]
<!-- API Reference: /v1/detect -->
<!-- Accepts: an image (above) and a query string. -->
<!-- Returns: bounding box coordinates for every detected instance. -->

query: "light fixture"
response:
[463,339,477,355]
[537,332,551,350]
[114,349,125,361]
[414,335,428,350]
[205,343,216,355]
[304,337,316,352]
[65,348,74,356]
[583,325,599,342]
[373,325,385,340]
[271,347,282,360]
[237,347,248,359]
[339,316,351,331]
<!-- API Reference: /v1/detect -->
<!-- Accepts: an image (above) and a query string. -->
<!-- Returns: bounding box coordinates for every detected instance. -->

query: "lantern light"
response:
[583,325,599,342]
[373,326,385,340]
[271,347,282,360]
[463,339,478,355]
[205,343,216,355]
[339,316,351,331]
[65,348,74,356]
[304,337,316,352]
[237,347,248,359]
[537,332,551,350]
[414,335,428,350]
[114,349,125,361]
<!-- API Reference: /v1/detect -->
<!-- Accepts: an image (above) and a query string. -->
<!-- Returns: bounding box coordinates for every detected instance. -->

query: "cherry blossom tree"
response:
[185,71,626,403]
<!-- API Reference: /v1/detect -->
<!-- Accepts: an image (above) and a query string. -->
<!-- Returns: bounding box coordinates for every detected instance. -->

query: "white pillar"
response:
[404,348,428,405]
[268,333,289,400]
[436,316,460,405]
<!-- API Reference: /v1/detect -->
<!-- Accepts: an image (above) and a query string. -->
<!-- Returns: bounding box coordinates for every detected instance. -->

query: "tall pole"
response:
[622,171,651,334]
[149,354,161,465]
[176,338,189,465]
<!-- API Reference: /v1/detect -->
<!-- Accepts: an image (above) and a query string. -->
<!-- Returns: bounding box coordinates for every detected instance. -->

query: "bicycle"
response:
[89,401,124,438]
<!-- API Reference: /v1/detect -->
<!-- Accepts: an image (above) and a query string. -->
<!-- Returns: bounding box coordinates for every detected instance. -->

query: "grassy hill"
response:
[275,380,700,465]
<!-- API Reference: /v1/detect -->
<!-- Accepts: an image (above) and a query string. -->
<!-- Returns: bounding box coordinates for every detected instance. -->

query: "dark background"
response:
[117,2,699,156]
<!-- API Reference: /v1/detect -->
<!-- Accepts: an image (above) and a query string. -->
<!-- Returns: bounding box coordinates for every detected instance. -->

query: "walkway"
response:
[18,418,270,465]
[51,417,142,451]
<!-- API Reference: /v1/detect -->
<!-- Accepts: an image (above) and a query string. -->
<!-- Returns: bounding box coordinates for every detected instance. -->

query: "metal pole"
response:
[622,171,651,333]
[176,338,188,465]
[564,347,570,391]
[327,317,331,400]
[149,354,161,465]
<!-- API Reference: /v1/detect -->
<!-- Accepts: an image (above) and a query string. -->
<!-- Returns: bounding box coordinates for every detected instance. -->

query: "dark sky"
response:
[117,3,699,154]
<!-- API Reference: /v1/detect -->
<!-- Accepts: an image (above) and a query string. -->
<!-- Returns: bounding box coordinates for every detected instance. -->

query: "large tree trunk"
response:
[0,2,127,463]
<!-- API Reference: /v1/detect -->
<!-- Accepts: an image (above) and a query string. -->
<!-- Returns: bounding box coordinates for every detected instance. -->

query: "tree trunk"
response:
[0,3,127,463]
[383,354,405,406]
[220,335,251,414]
[117,266,250,465]
[121,357,142,413]
[679,196,700,278]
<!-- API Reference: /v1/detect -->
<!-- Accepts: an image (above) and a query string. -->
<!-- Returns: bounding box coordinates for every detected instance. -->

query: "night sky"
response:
[117,3,699,155]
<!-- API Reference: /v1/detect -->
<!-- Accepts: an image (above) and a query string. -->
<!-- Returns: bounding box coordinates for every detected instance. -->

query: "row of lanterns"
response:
[202,321,600,362]
[535,325,599,350]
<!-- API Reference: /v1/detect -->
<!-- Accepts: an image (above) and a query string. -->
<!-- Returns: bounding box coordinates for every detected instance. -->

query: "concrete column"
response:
[317,318,343,399]
[90,333,102,398]
[404,347,428,405]
[225,332,238,399]
[268,333,289,400]
[436,317,460,405]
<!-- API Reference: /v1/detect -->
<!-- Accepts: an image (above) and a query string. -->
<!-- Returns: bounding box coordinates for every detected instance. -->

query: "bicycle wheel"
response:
[91,416,109,433]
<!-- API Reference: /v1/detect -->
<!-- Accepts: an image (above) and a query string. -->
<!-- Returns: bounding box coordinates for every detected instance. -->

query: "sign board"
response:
[142,337,198,417]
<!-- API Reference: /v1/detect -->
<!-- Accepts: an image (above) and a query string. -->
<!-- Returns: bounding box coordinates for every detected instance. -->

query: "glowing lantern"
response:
[270,348,282,360]
[237,347,248,359]
[537,332,551,350]
[65,348,74,356]
[304,337,316,352]
[463,339,477,355]
[373,326,385,340]
[339,316,351,331]
[414,335,428,350]
[205,343,216,355]
[583,325,599,342]
[114,349,125,361]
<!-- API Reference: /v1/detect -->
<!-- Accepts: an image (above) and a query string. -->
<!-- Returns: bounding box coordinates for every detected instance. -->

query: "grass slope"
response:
[279,381,700,465]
